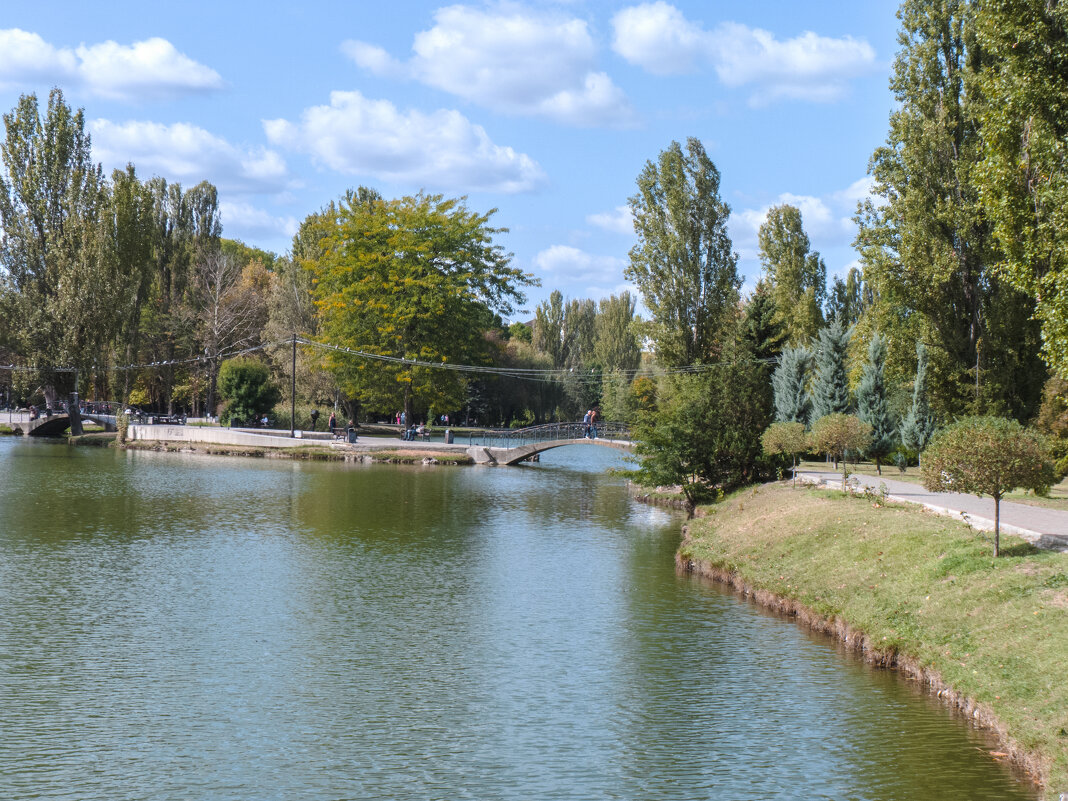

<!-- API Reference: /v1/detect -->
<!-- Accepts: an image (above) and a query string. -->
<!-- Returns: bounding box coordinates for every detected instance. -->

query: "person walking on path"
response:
[328,412,337,437]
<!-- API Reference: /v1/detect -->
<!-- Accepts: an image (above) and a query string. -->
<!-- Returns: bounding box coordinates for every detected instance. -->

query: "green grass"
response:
[681,482,1068,795]
[797,459,1068,510]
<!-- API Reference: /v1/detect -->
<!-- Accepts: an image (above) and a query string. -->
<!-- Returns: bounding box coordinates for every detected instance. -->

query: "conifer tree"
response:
[902,341,936,454]
[771,346,811,424]
[808,319,852,423]
[856,333,897,474]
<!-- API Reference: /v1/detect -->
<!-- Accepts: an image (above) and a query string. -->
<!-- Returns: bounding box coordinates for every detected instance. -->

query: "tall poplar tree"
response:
[977,0,1068,376]
[626,137,740,367]
[758,204,826,344]
[855,0,1045,419]
[0,89,108,405]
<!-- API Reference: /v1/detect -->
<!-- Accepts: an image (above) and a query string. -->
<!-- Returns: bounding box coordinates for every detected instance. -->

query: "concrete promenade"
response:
[796,469,1068,552]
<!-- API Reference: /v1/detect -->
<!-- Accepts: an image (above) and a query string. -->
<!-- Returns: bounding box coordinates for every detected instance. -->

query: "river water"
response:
[0,437,1035,800]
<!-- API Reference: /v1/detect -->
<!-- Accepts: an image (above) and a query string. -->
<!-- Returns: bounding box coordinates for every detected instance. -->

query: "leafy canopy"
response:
[308,190,535,418]
[922,415,1055,554]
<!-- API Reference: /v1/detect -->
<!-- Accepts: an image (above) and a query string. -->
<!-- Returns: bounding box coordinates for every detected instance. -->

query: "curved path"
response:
[796,469,1068,552]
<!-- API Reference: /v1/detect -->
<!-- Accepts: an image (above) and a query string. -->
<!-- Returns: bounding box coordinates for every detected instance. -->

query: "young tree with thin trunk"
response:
[922,416,1055,556]
[810,413,872,488]
[761,421,808,486]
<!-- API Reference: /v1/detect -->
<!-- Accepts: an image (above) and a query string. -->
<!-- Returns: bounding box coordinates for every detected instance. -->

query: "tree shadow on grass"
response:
[999,542,1043,558]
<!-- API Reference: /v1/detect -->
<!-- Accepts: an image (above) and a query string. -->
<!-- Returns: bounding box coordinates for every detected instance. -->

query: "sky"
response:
[0,0,902,318]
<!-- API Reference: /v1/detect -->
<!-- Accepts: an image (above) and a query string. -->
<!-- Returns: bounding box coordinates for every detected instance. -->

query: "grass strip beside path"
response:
[680,482,1068,796]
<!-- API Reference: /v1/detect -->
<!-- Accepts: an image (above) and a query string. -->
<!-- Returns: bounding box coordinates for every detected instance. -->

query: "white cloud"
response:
[611,3,707,75]
[611,3,875,105]
[76,38,223,102]
[90,119,290,194]
[0,29,222,102]
[339,40,404,77]
[731,179,868,261]
[342,6,635,127]
[264,90,546,194]
[533,244,625,282]
[586,205,634,235]
[0,29,77,86]
[220,201,299,241]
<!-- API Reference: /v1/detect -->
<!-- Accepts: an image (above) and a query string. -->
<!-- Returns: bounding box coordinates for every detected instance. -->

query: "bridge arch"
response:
[497,437,633,465]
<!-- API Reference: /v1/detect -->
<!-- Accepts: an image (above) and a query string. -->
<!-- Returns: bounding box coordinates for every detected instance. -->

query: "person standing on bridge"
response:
[589,408,598,439]
[583,409,591,438]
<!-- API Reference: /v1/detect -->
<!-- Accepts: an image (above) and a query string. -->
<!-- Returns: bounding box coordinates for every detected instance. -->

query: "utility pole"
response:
[290,334,297,438]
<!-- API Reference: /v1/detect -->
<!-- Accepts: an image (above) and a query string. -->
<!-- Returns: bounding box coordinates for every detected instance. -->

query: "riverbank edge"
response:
[72,434,475,465]
[635,482,1065,800]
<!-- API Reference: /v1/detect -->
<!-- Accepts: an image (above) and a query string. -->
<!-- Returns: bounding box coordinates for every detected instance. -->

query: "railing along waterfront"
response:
[465,421,631,448]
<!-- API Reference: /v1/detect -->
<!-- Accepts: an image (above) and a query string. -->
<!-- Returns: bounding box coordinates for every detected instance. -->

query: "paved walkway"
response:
[795,469,1068,552]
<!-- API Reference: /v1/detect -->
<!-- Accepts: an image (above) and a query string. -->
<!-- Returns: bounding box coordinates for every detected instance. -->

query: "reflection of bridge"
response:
[466,421,634,465]
[13,412,118,436]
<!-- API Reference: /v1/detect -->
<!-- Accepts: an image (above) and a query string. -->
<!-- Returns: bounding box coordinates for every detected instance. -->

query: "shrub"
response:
[217,358,280,425]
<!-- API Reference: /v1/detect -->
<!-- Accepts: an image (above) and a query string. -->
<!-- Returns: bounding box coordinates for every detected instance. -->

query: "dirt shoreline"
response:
[674,534,1051,798]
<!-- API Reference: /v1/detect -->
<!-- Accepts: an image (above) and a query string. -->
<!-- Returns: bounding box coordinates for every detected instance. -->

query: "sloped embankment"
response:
[677,482,1068,797]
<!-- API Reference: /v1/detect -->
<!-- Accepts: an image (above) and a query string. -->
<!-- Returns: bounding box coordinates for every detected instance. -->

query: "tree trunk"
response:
[994,497,1001,557]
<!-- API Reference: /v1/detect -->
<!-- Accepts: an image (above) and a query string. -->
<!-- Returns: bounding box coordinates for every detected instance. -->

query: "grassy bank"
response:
[679,482,1068,797]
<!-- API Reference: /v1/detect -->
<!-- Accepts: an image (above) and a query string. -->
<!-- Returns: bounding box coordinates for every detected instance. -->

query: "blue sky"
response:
[0,1,901,316]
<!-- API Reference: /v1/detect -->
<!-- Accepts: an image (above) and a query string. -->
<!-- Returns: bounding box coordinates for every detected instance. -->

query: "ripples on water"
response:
[0,439,1035,800]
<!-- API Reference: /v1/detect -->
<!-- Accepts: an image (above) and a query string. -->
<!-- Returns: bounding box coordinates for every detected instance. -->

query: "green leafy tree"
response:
[977,0,1068,376]
[855,0,1045,419]
[632,338,771,514]
[309,191,535,423]
[922,416,1055,555]
[761,421,808,485]
[0,89,108,405]
[826,267,868,327]
[810,413,873,487]
[771,346,812,424]
[901,341,936,454]
[809,319,852,422]
[593,292,641,372]
[758,204,826,344]
[856,333,897,474]
[626,137,740,366]
[217,357,281,425]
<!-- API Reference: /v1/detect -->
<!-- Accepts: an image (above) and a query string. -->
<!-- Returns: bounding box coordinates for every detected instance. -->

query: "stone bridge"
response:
[12,412,117,436]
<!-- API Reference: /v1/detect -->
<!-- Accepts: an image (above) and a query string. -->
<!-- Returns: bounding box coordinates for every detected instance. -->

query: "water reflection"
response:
[0,438,1035,800]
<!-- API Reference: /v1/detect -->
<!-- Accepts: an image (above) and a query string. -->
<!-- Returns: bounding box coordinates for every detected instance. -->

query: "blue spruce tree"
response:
[808,319,852,423]
[771,346,811,423]
[856,333,897,474]
[901,340,936,455]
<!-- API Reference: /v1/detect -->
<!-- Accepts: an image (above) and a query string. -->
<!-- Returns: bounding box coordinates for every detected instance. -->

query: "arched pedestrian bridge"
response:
[466,421,633,465]
[13,411,118,436]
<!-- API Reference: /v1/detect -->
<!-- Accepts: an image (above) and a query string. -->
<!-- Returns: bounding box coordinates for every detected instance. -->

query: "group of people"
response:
[583,408,598,439]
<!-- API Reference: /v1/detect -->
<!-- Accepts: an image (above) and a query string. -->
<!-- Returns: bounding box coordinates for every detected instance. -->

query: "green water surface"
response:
[0,438,1036,800]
